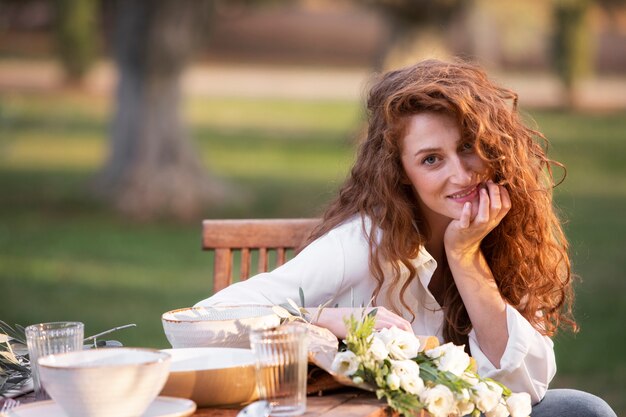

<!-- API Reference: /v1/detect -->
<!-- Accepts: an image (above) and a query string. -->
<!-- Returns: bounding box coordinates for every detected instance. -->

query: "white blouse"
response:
[195,216,556,403]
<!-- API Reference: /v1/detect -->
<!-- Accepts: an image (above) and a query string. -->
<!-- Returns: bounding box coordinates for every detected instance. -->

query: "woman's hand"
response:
[309,306,413,339]
[444,180,511,257]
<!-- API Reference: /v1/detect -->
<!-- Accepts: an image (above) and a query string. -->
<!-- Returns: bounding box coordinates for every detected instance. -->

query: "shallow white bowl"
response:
[38,348,171,417]
[162,305,280,348]
[160,347,258,407]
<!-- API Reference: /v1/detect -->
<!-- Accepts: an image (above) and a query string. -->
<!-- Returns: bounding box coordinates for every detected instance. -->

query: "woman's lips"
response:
[447,184,481,203]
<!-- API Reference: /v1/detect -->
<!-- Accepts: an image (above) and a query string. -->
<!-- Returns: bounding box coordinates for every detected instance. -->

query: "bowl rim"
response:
[38,347,171,370]
[161,347,256,371]
[161,305,278,324]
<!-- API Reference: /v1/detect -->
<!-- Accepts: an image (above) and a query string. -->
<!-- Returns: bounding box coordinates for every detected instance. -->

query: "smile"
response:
[447,184,480,200]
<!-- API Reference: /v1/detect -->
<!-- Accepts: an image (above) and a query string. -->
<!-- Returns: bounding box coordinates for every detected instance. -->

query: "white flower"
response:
[390,360,424,395]
[386,372,401,390]
[330,350,359,376]
[425,342,471,376]
[454,388,475,416]
[486,380,504,399]
[472,381,500,413]
[461,371,480,385]
[486,401,510,417]
[377,326,420,360]
[506,392,532,417]
[352,376,364,385]
[368,335,389,361]
[419,385,455,417]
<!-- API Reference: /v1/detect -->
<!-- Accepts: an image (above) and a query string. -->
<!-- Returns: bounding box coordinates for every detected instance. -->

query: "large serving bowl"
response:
[162,305,280,348]
[160,347,258,407]
[38,348,171,417]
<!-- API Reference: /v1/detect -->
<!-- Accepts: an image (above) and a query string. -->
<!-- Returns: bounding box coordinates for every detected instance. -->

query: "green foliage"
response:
[343,311,377,356]
[54,0,99,80]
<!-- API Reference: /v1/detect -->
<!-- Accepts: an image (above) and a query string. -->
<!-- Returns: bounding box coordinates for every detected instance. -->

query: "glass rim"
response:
[249,324,308,337]
[25,321,84,333]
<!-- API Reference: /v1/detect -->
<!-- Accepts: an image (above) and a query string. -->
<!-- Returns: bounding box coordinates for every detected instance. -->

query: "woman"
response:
[196,59,615,416]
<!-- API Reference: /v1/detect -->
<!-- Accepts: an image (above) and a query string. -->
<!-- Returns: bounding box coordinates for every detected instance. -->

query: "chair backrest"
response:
[202,218,321,293]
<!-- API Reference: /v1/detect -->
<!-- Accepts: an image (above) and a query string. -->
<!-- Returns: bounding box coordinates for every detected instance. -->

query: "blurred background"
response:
[0,0,624,413]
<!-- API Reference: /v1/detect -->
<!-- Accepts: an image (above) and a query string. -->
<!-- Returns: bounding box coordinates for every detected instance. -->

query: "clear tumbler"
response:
[249,325,308,417]
[25,321,84,400]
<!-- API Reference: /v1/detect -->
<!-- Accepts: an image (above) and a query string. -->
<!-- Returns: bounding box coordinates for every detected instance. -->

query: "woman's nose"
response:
[449,157,474,185]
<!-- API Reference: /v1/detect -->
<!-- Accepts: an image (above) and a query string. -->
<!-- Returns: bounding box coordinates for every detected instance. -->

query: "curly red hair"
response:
[309,59,577,345]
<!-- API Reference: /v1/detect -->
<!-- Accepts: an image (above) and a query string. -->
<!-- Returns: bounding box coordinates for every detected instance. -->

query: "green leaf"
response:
[286,298,301,313]
[272,305,293,319]
[299,287,306,307]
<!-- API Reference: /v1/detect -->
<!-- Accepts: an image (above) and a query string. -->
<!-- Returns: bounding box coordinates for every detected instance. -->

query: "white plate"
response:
[2,396,196,417]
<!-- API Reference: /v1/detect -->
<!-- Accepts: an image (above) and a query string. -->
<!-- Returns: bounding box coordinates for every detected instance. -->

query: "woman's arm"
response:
[469,306,556,404]
[195,230,345,308]
[444,181,511,366]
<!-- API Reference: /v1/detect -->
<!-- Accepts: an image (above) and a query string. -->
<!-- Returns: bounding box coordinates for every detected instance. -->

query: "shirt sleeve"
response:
[194,230,345,308]
[468,305,556,404]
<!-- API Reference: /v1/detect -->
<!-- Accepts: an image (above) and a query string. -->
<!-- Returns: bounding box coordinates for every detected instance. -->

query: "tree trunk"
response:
[552,0,592,109]
[94,0,221,221]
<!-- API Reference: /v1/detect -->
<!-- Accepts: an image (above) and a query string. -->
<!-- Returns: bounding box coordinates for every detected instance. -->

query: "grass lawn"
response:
[0,92,624,415]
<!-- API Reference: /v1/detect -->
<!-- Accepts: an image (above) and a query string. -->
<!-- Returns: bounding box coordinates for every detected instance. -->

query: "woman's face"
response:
[400,111,489,231]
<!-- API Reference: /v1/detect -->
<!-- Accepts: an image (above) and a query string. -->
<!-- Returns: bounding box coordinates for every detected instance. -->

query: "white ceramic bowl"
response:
[160,347,258,407]
[162,306,280,348]
[38,348,171,417]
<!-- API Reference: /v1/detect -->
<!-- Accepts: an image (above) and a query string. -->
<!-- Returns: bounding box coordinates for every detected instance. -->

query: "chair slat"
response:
[258,248,268,272]
[277,248,286,265]
[240,248,250,280]
[213,248,233,293]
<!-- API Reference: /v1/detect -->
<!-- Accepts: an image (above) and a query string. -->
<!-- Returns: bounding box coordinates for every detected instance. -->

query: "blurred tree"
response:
[54,0,99,82]
[362,0,469,69]
[95,0,221,221]
[551,0,592,108]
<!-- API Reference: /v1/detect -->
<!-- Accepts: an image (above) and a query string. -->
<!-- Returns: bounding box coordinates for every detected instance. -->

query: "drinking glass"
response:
[249,325,308,417]
[25,321,84,400]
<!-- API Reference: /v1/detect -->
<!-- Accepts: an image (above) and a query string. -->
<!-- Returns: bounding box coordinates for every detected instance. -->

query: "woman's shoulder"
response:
[327,214,376,243]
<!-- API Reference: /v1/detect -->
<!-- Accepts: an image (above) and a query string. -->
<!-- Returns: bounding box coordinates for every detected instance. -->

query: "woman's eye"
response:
[462,142,474,151]
[422,155,438,165]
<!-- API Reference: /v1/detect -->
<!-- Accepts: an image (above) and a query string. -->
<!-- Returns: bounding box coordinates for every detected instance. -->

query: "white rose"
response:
[390,360,424,395]
[455,388,475,416]
[419,385,454,417]
[386,372,401,390]
[472,381,500,413]
[506,392,532,417]
[377,326,420,360]
[368,335,389,361]
[330,350,359,376]
[486,402,510,417]
[425,342,471,376]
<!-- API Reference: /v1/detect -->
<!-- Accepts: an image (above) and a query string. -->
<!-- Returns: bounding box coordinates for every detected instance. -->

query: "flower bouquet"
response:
[327,311,532,417]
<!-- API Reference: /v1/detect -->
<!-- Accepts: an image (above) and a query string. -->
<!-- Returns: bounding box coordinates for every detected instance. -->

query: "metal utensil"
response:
[236,400,271,417]
[0,398,21,413]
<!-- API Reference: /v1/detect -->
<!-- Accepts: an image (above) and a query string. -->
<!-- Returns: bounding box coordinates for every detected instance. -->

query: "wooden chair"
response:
[202,218,321,293]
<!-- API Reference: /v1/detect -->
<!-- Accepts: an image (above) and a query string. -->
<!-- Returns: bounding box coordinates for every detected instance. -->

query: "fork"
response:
[0,398,21,414]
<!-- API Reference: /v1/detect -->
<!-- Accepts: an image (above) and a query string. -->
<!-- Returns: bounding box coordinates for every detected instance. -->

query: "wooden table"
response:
[192,389,392,417]
[6,388,392,417]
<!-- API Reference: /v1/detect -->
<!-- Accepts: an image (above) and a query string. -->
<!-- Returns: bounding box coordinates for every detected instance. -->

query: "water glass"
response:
[25,321,84,400]
[249,325,308,417]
